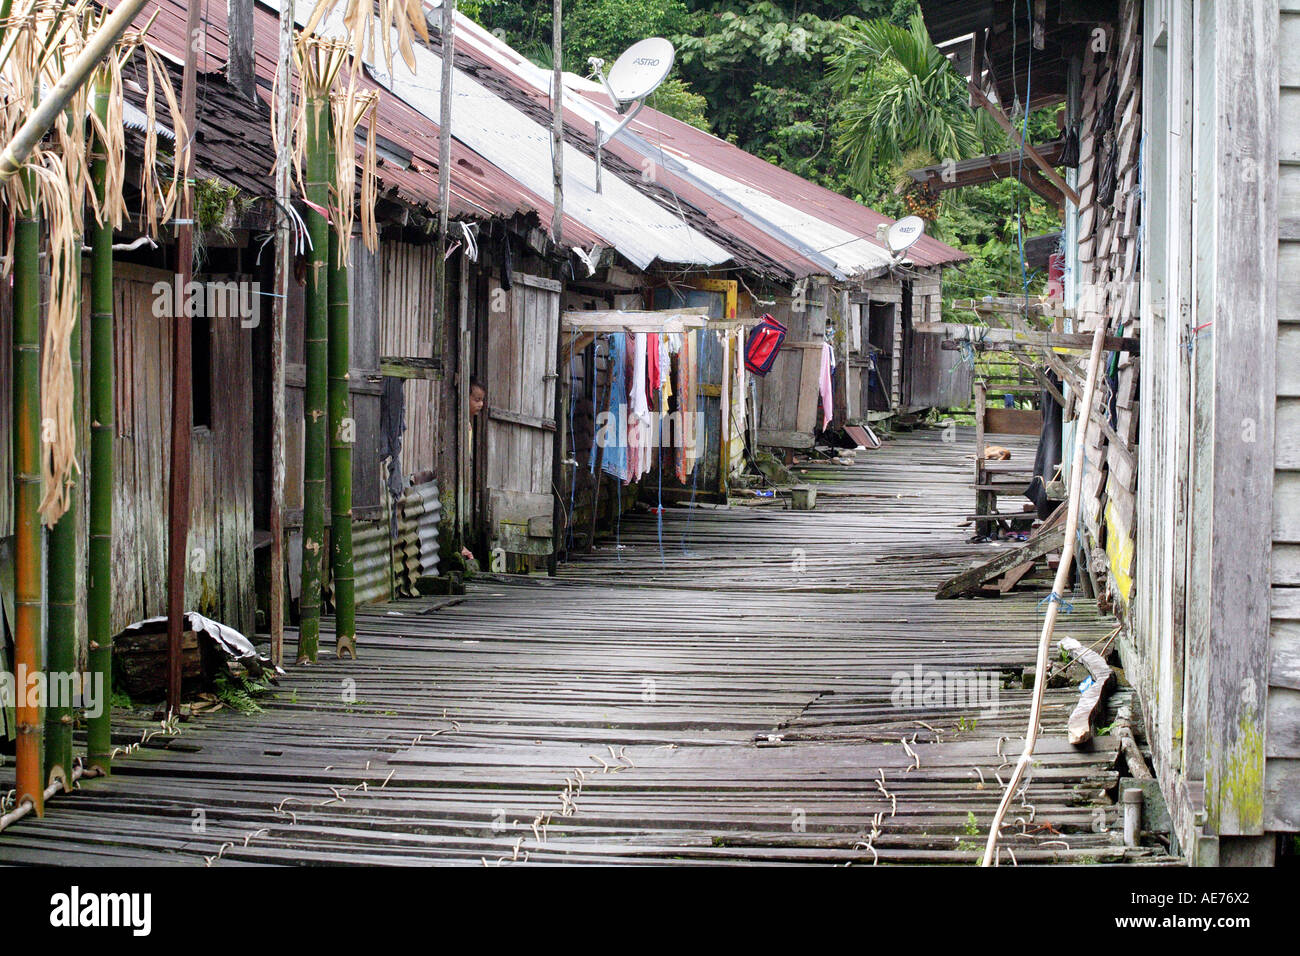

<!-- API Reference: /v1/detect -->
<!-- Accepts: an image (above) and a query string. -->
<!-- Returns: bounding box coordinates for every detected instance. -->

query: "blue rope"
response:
[1038,591,1074,614]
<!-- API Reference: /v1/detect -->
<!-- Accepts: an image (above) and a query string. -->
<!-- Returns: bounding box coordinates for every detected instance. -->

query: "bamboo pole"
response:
[13,165,44,815]
[327,138,355,659]
[981,318,1108,866]
[45,120,82,792]
[86,72,113,773]
[298,91,329,663]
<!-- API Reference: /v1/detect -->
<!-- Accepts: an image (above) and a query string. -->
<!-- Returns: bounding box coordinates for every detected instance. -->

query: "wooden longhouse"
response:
[920,0,1298,864]
[0,0,976,696]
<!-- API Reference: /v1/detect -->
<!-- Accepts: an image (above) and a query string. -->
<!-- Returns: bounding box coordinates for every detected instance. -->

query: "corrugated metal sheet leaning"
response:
[327,482,441,606]
[395,480,441,597]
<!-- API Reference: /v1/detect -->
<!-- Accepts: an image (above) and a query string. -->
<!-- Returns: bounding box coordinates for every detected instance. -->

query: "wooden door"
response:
[484,273,561,557]
[865,301,895,413]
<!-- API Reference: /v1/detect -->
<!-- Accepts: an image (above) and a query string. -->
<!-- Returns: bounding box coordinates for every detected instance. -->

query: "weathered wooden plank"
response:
[935,527,1065,599]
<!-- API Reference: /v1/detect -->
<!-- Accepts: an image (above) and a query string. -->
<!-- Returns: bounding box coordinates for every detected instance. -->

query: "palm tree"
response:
[830,9,997,196]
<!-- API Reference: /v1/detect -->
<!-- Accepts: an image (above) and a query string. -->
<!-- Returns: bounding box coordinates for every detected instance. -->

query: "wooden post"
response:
[435,0,455,337]
[547,0,565,575]
[268,0,293,668]
[86,73,114,773]
[550,0,564,246]
[166,0,203,715]
[226,0,255,101]
[436,2,457,558]
[1198,0,1278,838]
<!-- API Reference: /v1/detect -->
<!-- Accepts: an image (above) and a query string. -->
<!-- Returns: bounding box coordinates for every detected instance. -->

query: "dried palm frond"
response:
[134,40,186,236]
[32,149,80,522]
[0,0,185,523]
[330,86,378,264]
[302,0,429,77]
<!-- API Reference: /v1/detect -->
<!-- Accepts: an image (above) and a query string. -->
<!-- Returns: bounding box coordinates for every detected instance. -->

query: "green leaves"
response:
[830,8,985,193]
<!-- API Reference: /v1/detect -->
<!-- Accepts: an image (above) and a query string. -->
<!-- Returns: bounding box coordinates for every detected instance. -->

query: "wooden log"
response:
[935,527,1065,599]
[1058,637,1113,745]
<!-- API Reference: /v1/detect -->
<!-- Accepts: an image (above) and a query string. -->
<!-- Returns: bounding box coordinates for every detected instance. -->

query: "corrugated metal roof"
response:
[112,0,965,278]
[108,0,604,245]
[273,0,732,272]
[451,13,967,276]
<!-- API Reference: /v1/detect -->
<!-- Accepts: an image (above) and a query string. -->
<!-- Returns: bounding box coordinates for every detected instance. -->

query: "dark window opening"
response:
[192,314,212,428]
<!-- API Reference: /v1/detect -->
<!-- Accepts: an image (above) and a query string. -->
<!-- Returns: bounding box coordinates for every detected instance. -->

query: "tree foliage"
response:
[830,8,998,192]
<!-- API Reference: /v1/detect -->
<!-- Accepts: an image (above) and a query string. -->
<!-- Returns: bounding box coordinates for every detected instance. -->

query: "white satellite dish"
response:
[591,38,676,147]
[605,37,676,105]
[886,215,926,255]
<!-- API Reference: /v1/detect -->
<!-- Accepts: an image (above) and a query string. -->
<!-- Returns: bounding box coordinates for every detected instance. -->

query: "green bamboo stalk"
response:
[45,124,82,791]
[86,74,113,773]
[327,138,355,659]
[13,166,44,815]
[298,92,329,663]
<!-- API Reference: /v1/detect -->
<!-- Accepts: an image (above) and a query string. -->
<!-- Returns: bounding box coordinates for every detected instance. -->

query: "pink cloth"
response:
[819,342,834,430]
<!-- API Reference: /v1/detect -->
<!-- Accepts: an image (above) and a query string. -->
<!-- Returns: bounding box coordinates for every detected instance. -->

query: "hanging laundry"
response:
[630,333,655,481]
[819,341,835,430]
[591,333,629,482]
[676,331,697,484]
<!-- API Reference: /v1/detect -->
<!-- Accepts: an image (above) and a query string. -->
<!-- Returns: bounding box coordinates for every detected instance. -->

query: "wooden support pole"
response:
[547,0,564,575]
[268,0,293,668]
[226,0,255,100]
[166,0,203,715]
[550,0,564,247]
[434,0,455,332]
[982,319,1107,866]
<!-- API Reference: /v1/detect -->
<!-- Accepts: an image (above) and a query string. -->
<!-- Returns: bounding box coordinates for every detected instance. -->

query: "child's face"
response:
[469,386,485,416]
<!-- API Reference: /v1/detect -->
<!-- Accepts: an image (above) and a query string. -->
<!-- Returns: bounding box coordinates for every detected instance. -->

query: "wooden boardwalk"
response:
[0,428,1174,865]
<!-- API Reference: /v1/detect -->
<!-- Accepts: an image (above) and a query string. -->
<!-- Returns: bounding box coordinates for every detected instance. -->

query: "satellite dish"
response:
[590,37,676,189]
[886,215,926,255]
[605,37,676,105]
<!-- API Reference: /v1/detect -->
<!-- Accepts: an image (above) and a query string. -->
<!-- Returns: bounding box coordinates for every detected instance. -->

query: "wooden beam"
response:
[935,527,1065,599]
[380,356,444,380]
[967,80,1080,206]
[918,322,1138,354]
[561,308,710,333]
[488,406,556,432]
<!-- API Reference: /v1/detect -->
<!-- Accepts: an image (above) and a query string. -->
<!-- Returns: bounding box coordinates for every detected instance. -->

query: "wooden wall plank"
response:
[1200,0,1280,836]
